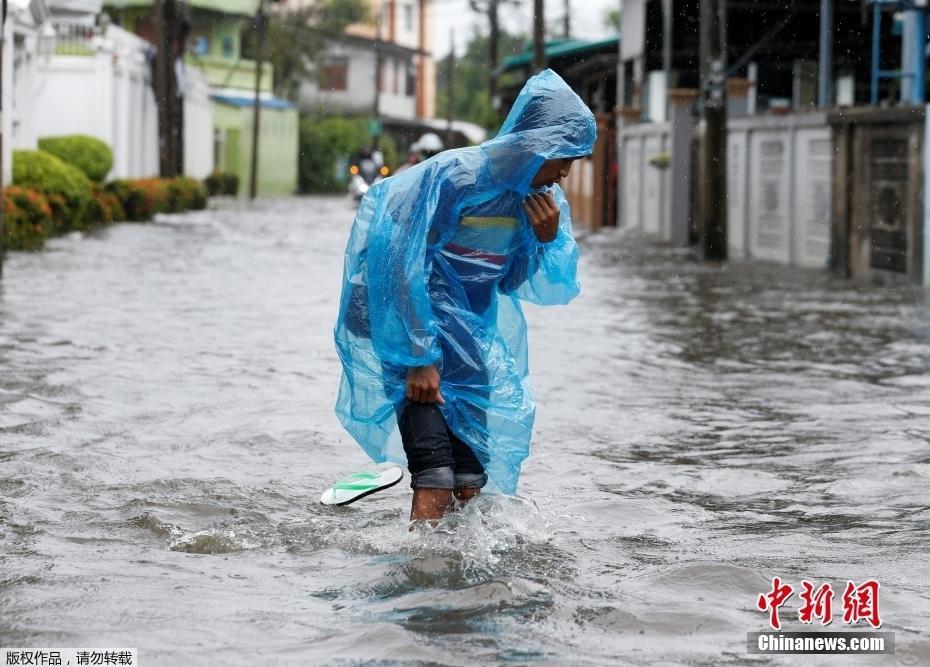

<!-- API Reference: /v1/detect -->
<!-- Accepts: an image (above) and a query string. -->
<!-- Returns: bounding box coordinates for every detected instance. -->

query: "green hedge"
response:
[4,172,208,253]
[298,116,398,194]
[167,177,208,211]
[89,186,127,225]
[39,135,114,182]
[3,186,54,251]
[204,171,240,196]
[12,149,93,233]
[106,177,208,221]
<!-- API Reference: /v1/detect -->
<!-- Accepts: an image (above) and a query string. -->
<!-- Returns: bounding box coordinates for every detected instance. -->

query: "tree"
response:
[436,29,526,130]
[242,0,368,101]
[603,7,621,31]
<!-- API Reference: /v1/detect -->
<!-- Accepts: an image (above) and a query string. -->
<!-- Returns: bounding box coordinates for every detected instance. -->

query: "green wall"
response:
[214,102,298,197]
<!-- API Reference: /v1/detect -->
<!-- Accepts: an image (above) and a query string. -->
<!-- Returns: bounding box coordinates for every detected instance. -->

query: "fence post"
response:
[925,105,930,286]
[592,113,612,231]
[668,88,698,246]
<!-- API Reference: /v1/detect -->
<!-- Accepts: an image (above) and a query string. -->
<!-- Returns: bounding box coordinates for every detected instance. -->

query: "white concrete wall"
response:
[619,123,672,240]
[3,12,45,184]
[35,53,114,148]
[728,112,832,268]
[32,25,212,180]
[10,33,41,153]
[2,20,15,186]
[184,66,214,179]
[106,26,158,178]
[620,112,832,269]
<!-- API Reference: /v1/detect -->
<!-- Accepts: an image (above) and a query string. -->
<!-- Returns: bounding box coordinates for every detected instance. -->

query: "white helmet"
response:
[416,132,444,153]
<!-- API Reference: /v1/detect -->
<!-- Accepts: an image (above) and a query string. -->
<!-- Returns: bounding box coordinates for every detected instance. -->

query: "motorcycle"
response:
[348,154,390,203]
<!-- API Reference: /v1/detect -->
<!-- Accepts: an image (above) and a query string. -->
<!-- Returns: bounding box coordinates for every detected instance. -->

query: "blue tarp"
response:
[333,69,597,494]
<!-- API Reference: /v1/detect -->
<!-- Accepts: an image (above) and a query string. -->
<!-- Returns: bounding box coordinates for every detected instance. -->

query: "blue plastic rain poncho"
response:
[334,69,597,494]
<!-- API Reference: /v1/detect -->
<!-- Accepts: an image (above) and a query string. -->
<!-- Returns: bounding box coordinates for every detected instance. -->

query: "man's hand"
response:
[407,365,444,404]
[523,191,560,243]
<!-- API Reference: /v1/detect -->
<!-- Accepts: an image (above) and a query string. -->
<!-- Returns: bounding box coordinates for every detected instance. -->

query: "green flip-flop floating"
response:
[320,467,404,506]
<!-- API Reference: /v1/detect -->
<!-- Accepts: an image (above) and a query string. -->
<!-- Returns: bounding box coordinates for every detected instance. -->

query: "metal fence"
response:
[53,21,100,57]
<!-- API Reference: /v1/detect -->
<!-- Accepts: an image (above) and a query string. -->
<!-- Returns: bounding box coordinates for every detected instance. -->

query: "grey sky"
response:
[432,0,620,58]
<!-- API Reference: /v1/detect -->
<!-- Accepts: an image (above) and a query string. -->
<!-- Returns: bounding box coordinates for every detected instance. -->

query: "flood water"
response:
[1,196,929,665]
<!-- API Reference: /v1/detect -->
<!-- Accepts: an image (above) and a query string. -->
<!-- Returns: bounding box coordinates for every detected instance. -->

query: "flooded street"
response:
[1,196,929,665]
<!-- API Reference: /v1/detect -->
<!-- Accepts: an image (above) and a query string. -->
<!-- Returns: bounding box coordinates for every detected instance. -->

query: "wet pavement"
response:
[1,196,929,665]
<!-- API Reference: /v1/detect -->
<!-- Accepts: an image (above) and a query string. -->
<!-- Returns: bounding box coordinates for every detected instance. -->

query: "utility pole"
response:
[563,0,571,39]
[154,0,183,178]
[533,0,545,72]
[818,0,832,108]
[1,0,7,277]
[446,29,455,148]
[373,1,382,118]
[662,0,672,76]
[489,0,500,102]
[471,1,523,106]
[699,0,727,260]
[248,0,267,200]
[469,0,508,105]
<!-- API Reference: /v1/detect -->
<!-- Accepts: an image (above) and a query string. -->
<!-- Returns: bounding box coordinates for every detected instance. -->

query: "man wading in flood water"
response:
[334,69,596,524]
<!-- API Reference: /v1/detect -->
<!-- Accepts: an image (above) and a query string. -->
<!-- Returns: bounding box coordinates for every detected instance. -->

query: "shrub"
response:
[39,135,114,182]
[204,172,224,196]
[106,177,206,221]
[106,179,144,220]
[106,178,167,221]
[12,150,93,231]
[165,178,185,212]
[172,177,208,210]
[165,177,207,211]
[3,186,53,251]
[298,116,399,194]
[224,172,240,196]
[204,171,240,196]
[87,186,127,225]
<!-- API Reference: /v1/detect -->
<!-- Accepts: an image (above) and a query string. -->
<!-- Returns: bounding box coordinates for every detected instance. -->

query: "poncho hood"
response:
[483,69,598,194]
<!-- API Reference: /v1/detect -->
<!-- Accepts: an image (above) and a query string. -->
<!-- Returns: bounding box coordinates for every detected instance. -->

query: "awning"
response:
[499,36,620,74]
[212,92,296,110]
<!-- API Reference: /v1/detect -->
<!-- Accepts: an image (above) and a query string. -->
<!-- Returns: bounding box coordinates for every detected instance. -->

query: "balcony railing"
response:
[185,54,273,93]
[52,22,100,57]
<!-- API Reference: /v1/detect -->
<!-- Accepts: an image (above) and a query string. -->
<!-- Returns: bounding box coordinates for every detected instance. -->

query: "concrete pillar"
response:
[615,106,642,228]
[667,88,698,246]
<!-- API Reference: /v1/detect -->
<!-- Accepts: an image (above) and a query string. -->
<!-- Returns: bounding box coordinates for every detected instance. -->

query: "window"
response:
[194,36,209,56]
[222,36,234,58]
[406,63,416,97]
[404,4,414,32]
[321,57,349,91]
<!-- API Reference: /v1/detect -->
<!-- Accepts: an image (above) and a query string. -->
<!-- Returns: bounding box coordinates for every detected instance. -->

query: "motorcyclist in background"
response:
[348,146,388,202]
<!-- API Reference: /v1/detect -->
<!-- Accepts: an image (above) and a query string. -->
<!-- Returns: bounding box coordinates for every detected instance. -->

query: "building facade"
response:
[292,0,436,121]
[103,0,298,195]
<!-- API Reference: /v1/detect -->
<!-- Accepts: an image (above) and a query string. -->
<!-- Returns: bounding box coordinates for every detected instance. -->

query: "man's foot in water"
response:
[409,487,481,528]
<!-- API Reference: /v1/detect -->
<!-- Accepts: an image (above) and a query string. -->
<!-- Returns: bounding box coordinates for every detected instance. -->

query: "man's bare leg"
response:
[410,488,453,525]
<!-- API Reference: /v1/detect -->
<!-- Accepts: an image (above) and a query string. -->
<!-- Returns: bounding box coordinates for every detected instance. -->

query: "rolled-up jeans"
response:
[397,402,488,490]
